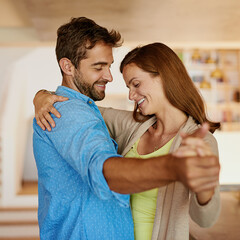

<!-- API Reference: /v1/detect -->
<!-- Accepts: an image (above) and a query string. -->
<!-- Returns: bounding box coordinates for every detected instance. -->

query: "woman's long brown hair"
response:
[120,43,220,133]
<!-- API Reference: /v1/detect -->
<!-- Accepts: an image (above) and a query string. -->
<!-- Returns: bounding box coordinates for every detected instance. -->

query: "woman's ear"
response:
[59,58,75,76]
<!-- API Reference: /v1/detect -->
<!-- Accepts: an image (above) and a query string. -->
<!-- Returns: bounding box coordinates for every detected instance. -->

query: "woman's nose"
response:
[129,89,136,101]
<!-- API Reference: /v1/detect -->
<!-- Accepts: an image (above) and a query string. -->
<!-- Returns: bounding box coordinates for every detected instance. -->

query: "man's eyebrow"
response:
[91,61,114,66]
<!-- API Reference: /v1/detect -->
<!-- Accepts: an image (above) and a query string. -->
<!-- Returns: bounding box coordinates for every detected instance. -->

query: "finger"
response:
[190,123,209,138]
[52,95,68,103]
[194,181,219,193]
[181,137,212,156]
[40,117,52,132]
[173,147,197,157]
[59,96,69,101]
[174,144,211,158]
[189,176,219,191]
[194,166,220,181]
[196,147,212,157]
[49,107,61,118]
[181,123,209,139]
[182,137,207,148]
[36,118,46,131]
[194,175,219,184]
[180,132,188,138]
[44,113,56,128]
[182,141,210,156]
[189,155,219,168]
[184,165,219,182]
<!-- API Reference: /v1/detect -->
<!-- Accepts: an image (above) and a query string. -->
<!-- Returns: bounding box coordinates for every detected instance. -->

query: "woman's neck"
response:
[150,107,188,136]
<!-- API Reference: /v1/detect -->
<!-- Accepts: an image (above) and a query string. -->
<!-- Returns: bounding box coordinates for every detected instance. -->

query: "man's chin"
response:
[92,92,105,101]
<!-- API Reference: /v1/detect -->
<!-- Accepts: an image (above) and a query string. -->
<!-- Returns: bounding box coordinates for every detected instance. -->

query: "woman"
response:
[34,43,220,240]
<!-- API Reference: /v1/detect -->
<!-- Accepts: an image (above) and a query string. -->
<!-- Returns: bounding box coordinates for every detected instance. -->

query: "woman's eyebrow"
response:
[126,78,136,87]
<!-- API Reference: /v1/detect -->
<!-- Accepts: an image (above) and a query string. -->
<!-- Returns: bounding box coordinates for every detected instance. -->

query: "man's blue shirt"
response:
[33,86,134,240]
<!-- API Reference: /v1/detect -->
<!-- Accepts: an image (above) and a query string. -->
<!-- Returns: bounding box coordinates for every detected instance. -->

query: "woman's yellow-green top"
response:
[125,138,174,240]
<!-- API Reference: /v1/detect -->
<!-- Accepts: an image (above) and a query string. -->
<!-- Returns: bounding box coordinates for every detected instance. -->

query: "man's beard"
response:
[73,69,105,101]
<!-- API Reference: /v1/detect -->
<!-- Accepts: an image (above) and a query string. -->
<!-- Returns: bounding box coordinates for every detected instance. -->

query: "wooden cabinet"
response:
[175,48,240,131]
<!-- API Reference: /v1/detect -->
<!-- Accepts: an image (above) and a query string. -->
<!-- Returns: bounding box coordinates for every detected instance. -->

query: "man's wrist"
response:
[166,154,179,181]
[154,154,178,182]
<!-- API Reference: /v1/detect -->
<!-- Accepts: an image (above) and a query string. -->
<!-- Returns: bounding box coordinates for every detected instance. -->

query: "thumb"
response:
[54,96,69,102]
[182,122,209,139]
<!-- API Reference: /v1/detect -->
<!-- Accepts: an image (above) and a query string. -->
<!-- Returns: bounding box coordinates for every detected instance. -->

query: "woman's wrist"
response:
[33,89,54,105]
[196,189,214,205]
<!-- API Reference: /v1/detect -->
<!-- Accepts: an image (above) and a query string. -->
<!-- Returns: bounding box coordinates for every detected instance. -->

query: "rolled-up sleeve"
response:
[41,100,129,207]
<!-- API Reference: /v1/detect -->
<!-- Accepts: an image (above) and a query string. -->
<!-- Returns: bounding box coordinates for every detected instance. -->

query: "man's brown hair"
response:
[56,17,122,74]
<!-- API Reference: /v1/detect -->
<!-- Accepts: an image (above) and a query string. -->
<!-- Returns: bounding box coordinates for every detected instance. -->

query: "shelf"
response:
[185,63,217,71]
[220,122,240,131]
[207,102,240,109]
[176,48,240,131]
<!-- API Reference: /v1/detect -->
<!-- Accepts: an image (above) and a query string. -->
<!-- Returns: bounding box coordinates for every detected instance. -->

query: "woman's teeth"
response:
[138,98,145,105]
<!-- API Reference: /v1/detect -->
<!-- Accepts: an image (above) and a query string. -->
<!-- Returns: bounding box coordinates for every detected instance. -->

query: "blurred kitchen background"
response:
[0,0,240,239]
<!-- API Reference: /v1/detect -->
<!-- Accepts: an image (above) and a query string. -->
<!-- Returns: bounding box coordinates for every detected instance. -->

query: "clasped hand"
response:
[172,124,220,204]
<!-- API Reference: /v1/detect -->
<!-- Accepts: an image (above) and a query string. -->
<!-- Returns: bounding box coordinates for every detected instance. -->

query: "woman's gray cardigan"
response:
[100,107,221,240]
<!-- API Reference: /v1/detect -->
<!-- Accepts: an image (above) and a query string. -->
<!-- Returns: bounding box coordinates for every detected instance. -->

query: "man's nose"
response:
[103,68,113,82]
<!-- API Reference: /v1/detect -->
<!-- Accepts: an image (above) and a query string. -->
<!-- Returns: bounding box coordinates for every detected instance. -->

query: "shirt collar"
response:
[55,86,94,104]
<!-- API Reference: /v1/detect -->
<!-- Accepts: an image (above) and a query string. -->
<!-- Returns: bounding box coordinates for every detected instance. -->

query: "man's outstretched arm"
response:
[103,154,219,195]
[103,125,220,199]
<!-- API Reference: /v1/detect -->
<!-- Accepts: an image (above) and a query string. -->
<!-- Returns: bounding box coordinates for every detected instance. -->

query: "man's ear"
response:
[59,58,75,76]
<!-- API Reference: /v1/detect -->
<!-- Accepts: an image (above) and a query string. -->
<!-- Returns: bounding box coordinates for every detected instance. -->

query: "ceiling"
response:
[1,0,240,46]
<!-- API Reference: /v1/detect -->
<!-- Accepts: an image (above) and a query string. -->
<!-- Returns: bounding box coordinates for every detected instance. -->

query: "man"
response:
[33,17,220,239]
